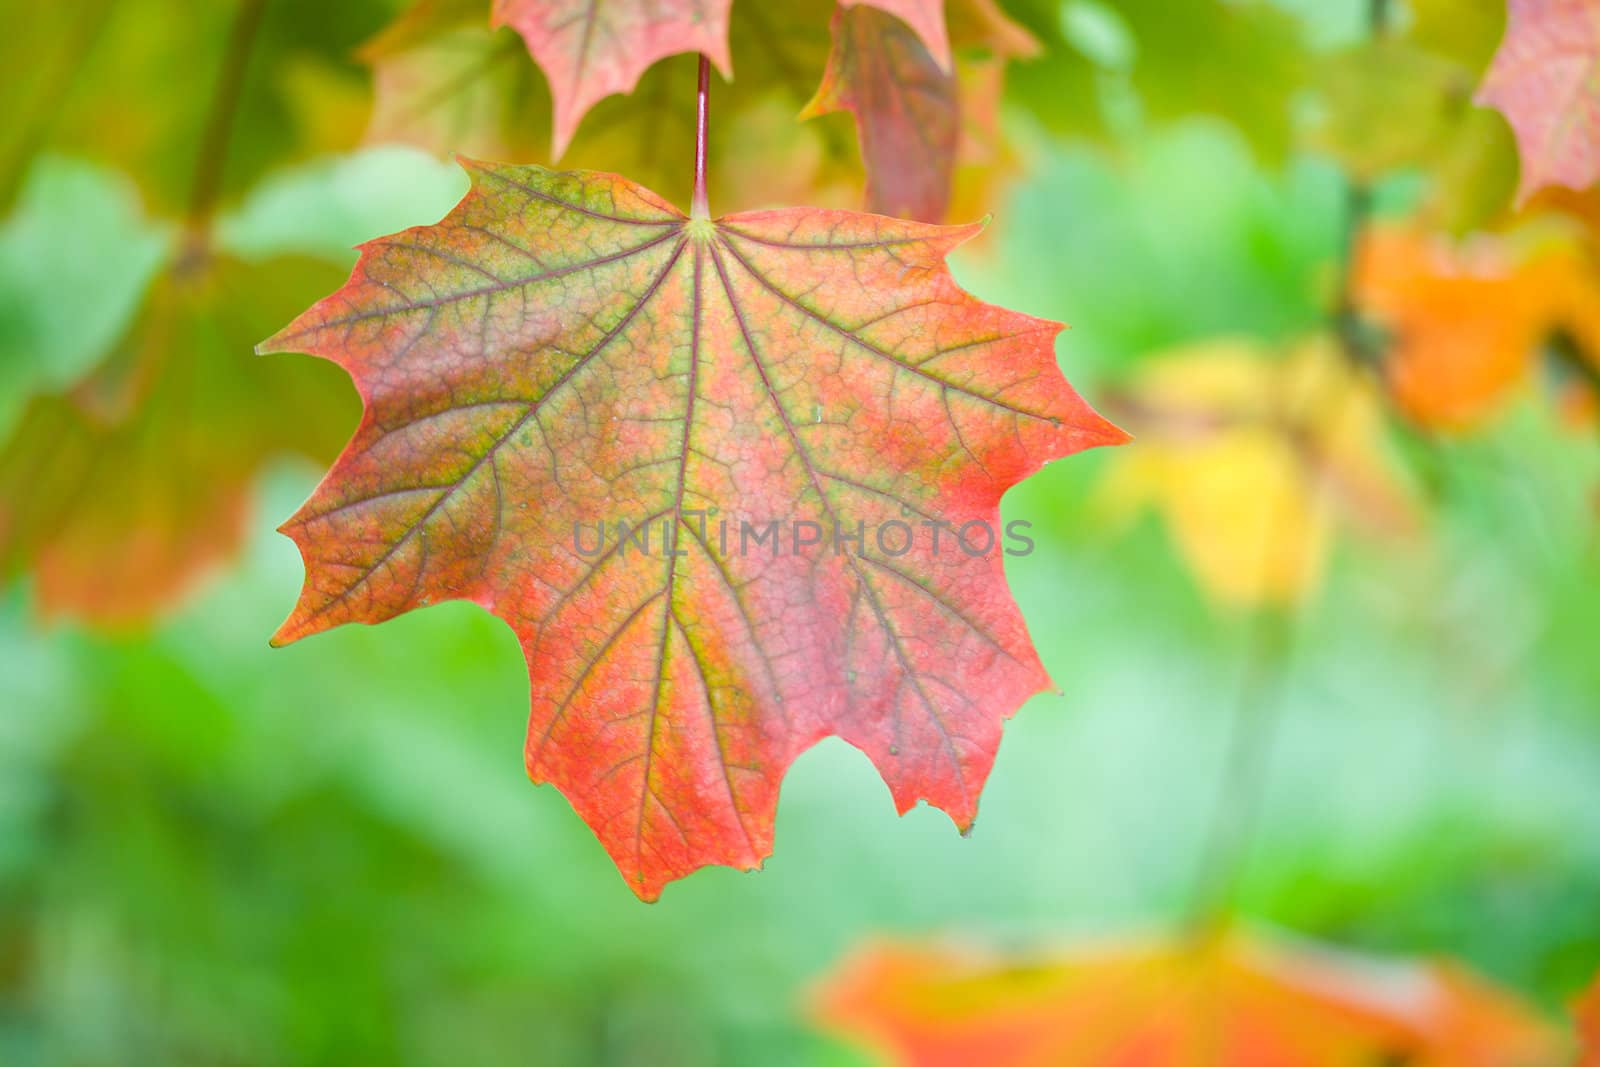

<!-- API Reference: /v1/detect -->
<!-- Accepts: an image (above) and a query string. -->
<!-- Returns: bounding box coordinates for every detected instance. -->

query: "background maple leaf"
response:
[1477,0,1600,202]
[491,0,734,157]
[802,4,960,221]
[1355,224,1600,430]
[0,253,356,626]
[0,0,394,214]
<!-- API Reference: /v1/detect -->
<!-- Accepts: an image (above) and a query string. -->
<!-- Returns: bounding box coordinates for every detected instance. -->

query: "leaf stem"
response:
[185,0,267,240]
[1333,181,1377,366]
[1369,0,1393,37]
[1186,0,1394,933]
[1549,330,1600,403]
[692,53,711,220]
[1333,0,1393,367]
[1187,609,1293,928]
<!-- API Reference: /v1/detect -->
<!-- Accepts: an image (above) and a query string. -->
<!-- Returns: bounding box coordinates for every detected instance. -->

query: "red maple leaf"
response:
[492,0,734,156]
[260,161,1124,899]
[842,0,951,69]
[803,3,959,222]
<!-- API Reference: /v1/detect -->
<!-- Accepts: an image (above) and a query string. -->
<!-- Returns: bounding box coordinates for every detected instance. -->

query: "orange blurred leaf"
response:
[1578,971,1600,1067]
[1355,224,1600,431]
[815,929,1558,1067]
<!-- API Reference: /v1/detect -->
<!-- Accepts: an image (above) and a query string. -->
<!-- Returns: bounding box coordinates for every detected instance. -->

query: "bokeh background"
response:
[4,0,1600,1063]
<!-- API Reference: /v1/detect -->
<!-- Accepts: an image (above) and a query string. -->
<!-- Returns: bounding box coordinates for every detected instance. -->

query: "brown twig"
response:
[185,0,268,241]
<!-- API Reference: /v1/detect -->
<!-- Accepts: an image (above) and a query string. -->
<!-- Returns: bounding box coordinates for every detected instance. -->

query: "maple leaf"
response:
[803,4,959,222]
[491,0,735,157]
[1355,224,1600,430]
[0,253,356,626]
[1098,339,1415,608]
[842,0,952,69]
[1477,0,1600,203]
[800,0,1037,223]
[259,161,1125,899]
[814,930,1557,1067]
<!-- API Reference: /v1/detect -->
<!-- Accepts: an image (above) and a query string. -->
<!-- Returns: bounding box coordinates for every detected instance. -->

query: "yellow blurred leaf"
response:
[1099,338,1415,608]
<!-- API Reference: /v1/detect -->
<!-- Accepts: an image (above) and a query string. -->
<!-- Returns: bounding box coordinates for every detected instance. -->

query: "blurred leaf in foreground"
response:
[815,929,1558,1067]
[1579,970,1600,1067]
[1097,338,1415,608]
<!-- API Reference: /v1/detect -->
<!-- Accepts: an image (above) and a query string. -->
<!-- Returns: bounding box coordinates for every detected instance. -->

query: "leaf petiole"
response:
[692,52,711,220]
